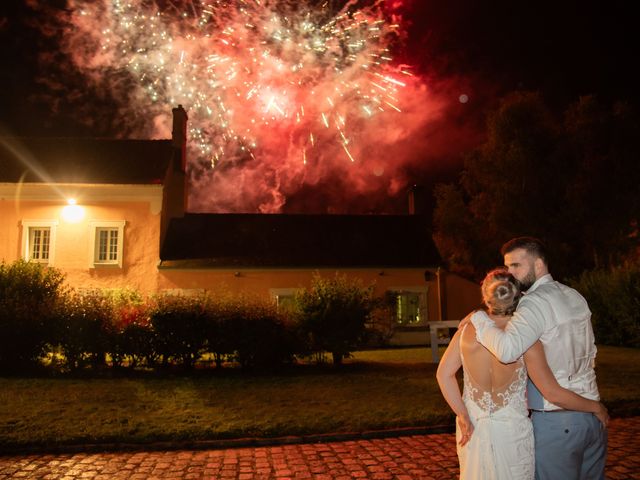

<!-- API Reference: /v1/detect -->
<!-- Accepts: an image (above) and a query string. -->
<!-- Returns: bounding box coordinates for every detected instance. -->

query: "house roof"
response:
[160,213,441,268]
[0,137,175,184]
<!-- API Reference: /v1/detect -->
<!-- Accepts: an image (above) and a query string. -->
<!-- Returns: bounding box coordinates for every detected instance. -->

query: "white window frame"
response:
[21,220,58,266]
[388,286,429,326]
[89,220,126,268]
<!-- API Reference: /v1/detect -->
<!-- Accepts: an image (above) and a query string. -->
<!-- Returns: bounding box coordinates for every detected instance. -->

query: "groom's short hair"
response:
[501,236,548,266]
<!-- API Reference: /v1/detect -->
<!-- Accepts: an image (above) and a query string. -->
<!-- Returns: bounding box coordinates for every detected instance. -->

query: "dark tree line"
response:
[433,91,640,280]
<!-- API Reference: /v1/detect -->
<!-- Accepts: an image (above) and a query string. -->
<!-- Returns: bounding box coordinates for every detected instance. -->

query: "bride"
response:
[436,268,608,479]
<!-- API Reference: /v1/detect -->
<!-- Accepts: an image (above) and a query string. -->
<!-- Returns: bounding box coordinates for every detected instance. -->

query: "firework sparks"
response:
[69,0,408,163]
[59,0,445,212]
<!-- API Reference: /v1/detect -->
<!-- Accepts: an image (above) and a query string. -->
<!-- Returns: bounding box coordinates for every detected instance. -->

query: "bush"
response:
[201,295,298,370]
[230,299,297,369]
[295,273,375,365]
[0,260,66,371]
[149,294,208,369]
[570,263,640,347]
[113,307,156,369]
[201,297,236,368]
[102,289,151,368]
[57,291,116,371]
[364,295,398,347]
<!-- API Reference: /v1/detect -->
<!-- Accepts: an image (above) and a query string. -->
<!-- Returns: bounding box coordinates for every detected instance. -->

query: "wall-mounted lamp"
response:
[61,198,85,223]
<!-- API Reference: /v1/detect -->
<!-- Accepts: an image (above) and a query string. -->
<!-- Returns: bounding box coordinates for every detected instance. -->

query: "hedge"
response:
[0,261,392,373]
[570,263,640,348]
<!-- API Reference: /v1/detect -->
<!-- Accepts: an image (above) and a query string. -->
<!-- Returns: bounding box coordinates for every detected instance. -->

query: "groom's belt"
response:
[530,408,568,413]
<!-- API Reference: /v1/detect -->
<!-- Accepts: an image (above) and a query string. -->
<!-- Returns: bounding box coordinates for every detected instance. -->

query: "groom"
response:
[469,237,607,479]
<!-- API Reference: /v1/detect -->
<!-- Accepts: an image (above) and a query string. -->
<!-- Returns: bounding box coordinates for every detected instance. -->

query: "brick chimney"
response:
[171,104,188,171]
[161,105,189,250]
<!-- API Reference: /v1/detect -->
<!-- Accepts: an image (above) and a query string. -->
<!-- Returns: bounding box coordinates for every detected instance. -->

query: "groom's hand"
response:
[595,402,609,428]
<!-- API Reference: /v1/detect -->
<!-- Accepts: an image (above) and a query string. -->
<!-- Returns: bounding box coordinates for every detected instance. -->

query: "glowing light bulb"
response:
[62,199,84,223]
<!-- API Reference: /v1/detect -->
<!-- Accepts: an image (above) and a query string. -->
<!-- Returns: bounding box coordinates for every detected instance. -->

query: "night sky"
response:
[0,0,637,213]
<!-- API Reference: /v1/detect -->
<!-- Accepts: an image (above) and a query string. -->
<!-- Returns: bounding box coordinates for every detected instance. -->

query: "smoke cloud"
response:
[32,0,483,213]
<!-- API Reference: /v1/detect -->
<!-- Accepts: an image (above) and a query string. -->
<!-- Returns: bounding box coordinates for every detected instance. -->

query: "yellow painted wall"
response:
[0,191,482,323]
[0,197,162,294]
[158,267,481,323]
[444,272,482,320]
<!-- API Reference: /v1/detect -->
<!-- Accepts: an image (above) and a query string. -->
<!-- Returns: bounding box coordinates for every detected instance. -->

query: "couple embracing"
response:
[437,237,608,480]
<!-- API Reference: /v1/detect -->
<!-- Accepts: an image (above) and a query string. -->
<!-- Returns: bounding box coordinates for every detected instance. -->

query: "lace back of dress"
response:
[459,324,527,414]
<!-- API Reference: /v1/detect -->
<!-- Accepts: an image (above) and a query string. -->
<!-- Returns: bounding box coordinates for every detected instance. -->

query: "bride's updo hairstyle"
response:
[481,268,521,316]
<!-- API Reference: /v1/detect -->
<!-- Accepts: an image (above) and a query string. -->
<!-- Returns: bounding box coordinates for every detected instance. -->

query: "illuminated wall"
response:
[0,182,482,344]
[0,183,163,294]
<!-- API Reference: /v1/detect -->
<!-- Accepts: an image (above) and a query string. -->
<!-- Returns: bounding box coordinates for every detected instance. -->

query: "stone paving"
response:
[1,417,638,479]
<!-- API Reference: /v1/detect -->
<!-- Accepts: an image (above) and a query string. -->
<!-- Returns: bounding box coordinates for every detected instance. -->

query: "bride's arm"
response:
[436,329,474,445]
[524,341,608,426]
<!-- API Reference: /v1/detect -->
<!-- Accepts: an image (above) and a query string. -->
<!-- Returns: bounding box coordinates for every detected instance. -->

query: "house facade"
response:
[0,136,176,294]
[0,107,481,345]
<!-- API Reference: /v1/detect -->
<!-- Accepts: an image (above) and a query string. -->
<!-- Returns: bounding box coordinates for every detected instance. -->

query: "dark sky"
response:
[406,0,638,106]
[0,0,637,136]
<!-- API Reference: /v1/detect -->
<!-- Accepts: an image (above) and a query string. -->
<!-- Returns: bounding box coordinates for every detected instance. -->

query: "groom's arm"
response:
[471,299,547,363]
[524,342,609,426]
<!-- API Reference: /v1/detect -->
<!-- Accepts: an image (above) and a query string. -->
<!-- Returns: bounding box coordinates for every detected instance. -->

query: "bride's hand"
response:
[457,415,474,446]
[594,402,609,428]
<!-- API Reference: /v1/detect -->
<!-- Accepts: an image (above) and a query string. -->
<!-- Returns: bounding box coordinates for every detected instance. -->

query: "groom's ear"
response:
[534,257,547,276]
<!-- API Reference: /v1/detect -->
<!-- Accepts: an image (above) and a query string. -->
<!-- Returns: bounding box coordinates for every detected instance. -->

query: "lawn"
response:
[0,346,638,451]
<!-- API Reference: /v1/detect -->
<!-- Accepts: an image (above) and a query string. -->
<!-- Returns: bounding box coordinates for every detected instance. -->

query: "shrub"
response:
[364,296,398,347]
[202,295,298,370]
[110,304,155,369]
[230,299,297,369]
[149,294,208,369]
[57,291,116,371]
[570,263,640,347]
[0,260,66,371]
[295,273,375,365]
[201,296,242,369]
[103,289,152,368]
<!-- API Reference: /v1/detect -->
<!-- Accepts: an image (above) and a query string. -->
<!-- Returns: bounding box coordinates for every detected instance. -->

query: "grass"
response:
[0,346,638,451]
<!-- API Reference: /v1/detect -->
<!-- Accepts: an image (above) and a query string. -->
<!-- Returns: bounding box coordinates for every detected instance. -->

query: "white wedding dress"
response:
[457,325,534,479]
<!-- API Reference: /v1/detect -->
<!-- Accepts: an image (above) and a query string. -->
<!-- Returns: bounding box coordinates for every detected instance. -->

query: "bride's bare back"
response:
[460,316,524,413]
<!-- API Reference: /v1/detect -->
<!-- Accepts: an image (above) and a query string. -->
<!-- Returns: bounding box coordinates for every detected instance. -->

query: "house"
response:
[0,106,481,345]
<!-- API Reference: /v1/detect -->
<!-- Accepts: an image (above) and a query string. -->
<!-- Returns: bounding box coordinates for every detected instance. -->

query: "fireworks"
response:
[70,0,410,165]
[58,0,441,212]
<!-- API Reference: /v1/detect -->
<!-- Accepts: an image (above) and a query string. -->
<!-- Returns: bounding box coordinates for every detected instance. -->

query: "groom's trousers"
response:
[531,410,607,480]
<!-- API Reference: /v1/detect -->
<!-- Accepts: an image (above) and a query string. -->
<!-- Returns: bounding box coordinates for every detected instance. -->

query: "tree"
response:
[432,183,478,278]
[433,91,640,279]
[295,273,374,365]
[563,96,640,269]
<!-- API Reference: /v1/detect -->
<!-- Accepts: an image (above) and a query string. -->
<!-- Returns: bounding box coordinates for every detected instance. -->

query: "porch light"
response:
[62,198,85,223]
